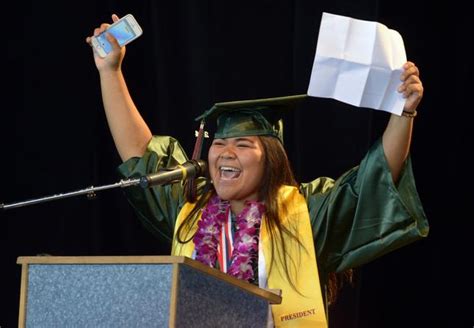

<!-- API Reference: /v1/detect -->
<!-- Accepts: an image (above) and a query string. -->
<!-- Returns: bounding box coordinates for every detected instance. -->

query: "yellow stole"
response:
[171,185,327,327]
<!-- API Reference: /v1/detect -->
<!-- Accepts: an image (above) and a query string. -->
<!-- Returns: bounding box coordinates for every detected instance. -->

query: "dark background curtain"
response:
[1,1,471,327]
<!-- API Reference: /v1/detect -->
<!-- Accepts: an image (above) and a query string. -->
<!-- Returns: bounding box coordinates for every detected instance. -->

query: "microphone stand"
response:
[1,160,206,211]
[0,178,141,211]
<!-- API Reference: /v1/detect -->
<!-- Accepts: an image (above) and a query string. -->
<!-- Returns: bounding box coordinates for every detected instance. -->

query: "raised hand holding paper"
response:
[307,12,407,115]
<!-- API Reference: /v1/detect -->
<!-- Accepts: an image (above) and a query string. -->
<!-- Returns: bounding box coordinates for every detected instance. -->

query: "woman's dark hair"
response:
[256,136,304,293]
[259,136,352,305]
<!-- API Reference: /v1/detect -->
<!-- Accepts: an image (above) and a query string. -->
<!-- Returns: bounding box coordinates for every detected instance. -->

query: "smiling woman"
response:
[87,15,428,328]
[208,136,265,212]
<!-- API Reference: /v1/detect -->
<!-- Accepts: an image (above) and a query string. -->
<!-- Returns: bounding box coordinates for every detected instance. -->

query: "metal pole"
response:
[1,178,141,210]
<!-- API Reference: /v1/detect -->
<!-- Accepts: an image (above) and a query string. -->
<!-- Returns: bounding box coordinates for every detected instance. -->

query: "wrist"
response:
[401,110,417,118]
[99,67,123,78]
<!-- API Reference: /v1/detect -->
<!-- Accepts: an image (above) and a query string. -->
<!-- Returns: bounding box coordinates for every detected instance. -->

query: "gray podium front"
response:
[17,255,281,327]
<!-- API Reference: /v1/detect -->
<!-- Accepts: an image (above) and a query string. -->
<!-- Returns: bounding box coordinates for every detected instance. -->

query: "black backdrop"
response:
[1,1,472,327]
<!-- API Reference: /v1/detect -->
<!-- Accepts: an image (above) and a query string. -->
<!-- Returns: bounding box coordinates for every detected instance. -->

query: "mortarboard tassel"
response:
[185,119,206,202]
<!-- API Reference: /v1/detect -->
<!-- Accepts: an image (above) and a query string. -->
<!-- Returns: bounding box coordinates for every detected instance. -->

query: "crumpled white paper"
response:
[307,12,407,115]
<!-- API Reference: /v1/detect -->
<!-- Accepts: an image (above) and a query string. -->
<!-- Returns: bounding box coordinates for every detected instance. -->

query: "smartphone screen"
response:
[96,19,138,54]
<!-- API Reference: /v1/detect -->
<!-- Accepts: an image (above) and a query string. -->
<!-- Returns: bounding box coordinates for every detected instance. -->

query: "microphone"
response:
[139,159,207,188]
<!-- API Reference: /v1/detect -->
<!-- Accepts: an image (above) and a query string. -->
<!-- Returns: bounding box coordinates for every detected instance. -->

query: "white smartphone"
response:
[91,14,143,58]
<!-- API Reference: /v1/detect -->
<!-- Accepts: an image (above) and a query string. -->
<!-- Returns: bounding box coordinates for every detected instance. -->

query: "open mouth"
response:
[219,166,241,179]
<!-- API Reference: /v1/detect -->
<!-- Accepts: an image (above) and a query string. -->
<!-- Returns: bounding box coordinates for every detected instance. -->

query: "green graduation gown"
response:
[117,135,429,284]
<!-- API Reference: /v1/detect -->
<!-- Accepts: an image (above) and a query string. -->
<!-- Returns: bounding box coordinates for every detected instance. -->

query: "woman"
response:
[86,14,428,327]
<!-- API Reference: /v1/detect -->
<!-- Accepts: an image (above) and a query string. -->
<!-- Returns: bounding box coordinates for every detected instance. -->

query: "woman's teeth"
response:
[220,166,241,179]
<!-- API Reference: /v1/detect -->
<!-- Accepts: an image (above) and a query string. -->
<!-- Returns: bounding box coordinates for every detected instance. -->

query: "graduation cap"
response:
[196,94,307,141]
[186,94,307,201]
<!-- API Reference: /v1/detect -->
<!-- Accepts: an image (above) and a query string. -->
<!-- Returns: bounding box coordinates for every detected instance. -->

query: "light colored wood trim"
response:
[18,263,29,328]
[168,263,179,328]
[16,255,282,304]
[16,256,187,265]
[263,288,282,296]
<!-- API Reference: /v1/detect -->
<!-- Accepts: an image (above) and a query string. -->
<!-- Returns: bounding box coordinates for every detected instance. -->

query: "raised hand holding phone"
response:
[91,14,143,58]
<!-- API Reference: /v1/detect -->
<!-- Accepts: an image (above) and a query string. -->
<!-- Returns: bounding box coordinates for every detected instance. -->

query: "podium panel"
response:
[176,265,269,327]
[17,256,281,327]
[25,264,173,327]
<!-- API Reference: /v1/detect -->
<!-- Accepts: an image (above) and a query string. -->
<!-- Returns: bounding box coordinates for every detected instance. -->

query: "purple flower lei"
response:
[193,194,265,282]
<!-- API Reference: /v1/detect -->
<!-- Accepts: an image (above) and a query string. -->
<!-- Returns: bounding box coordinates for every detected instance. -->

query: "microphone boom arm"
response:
[0,178,141,210]
[1,160,207,211]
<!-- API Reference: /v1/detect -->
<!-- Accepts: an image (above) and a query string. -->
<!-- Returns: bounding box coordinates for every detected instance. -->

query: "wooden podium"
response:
[17,256,281,327]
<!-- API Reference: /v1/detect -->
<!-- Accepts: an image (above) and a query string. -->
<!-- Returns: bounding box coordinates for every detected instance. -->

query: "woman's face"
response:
[208,136,265,205]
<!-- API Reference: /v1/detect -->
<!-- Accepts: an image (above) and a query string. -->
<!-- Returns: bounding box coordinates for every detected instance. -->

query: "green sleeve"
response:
[116,136,189,244]
[301,138,429,274]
